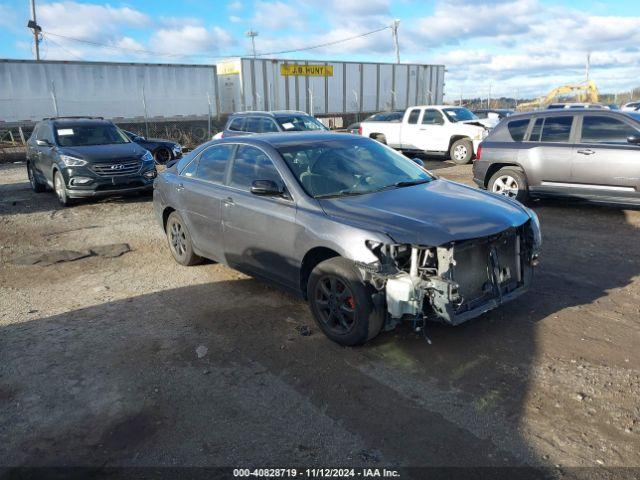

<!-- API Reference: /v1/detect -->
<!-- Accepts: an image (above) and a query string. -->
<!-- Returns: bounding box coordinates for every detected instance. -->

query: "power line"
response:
[254,26,391,57]
[42,26,392,61]
[43,34,84,61]
[43,31,193,58]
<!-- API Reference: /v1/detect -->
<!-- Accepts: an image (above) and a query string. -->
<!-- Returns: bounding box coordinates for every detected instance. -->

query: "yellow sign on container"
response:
[280,64,334,77]
[218,59,241,75]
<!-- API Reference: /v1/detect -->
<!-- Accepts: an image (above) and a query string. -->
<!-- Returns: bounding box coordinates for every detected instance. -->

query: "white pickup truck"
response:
[359,105,489,164]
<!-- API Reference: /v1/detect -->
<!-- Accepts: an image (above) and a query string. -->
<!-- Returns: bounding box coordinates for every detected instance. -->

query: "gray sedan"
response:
[153,133,541,345]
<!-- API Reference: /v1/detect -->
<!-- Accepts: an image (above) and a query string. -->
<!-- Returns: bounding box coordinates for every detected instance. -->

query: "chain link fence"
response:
[0,112,373,164]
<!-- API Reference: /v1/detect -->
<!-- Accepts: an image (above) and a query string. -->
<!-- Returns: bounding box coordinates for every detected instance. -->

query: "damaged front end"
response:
[356,219,540,328]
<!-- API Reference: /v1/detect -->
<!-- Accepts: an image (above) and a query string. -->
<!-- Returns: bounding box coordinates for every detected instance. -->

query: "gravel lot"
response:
[1,159,639,474]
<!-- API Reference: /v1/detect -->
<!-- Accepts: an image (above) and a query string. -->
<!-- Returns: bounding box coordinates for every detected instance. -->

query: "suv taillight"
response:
[358,126,362,136]
[475,144,482,161]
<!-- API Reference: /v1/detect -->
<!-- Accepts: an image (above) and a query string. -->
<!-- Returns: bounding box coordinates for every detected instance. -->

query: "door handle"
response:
[223,196,234,206]
[175,183,184,191]
[577,149,595,155]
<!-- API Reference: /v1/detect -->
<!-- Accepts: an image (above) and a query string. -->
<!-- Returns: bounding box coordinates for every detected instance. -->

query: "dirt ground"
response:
[1,159,639,475]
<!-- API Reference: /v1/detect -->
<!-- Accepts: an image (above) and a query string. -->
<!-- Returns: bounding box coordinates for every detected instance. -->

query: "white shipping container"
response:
[0,59,219,123]
[218,57,445,115]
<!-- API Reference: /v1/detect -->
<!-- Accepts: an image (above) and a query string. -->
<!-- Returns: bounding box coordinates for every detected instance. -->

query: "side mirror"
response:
[411,157,425,167]
[36,139,50,147]
[251,180,283,196]
[134,136,145,142]
[627,135,640,145]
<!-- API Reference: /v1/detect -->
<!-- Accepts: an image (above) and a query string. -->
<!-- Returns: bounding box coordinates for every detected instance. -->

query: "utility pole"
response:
[246,30,258,58]
[487,84,492,109]
[391,20,401,64]
[28,0,41,61]
[585,52,591,83]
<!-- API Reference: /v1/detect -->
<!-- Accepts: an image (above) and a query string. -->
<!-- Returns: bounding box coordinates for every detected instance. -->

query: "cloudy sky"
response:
[1,0,639,100]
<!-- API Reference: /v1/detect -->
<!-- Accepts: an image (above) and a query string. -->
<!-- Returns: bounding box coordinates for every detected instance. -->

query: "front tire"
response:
[27,162,46,193]
[53,171,72,207]
[307,257,384,346]
[489,167,529,203]
[449,138,473,165]
[165,211,202,266]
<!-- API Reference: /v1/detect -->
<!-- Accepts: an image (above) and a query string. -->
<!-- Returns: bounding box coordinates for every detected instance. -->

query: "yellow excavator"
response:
[517,80,599,111]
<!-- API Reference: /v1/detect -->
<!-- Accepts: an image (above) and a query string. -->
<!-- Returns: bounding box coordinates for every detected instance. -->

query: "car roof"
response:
[214,131,357,148]
[49,118,113,127]
[505,109,637,121]
[229,110,310,118]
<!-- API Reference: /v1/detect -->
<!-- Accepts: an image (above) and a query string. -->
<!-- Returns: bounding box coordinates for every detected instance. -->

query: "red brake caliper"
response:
[346,296,356,309]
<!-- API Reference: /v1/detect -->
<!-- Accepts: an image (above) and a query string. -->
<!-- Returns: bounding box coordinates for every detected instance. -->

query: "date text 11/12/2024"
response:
[233,468,400,478]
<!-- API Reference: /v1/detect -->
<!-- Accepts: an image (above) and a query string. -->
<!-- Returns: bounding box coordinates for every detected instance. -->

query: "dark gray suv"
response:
[473,110,640,206]
[26,117,157,206]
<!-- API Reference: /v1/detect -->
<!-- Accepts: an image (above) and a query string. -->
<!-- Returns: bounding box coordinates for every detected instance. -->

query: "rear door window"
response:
[422,109,444,125]
[230,145,283,191]
[194,144,234,183]
[506,119,530,142]
[580,115,639,144]
[258,118,279,133]
[540,116,573,143]
[528,118,544,142]
[244,117,261,133]
[406,109,421,124]
[227,117,245,132]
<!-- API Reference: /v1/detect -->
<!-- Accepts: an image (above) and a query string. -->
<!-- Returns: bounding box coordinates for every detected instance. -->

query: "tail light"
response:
[357,126,362,136]
[475,144,482,161]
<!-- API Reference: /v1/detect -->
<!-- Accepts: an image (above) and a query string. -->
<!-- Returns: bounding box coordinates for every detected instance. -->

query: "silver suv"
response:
[473,110,640,206]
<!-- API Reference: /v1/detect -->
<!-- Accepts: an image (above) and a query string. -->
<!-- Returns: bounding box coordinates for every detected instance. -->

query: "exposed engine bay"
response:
[356,220,540,327]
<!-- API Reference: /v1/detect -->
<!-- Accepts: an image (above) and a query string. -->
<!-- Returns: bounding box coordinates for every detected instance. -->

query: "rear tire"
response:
[373,134,387,145]
[27,162,46,193]
[488,167,529,203]
[154,147,172,165]
[449,138,474,165]
[165,211,202,266]
[307,257,384,346]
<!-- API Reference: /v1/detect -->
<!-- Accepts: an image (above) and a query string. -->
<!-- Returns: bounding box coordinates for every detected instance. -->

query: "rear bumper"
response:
[471,160,490,189]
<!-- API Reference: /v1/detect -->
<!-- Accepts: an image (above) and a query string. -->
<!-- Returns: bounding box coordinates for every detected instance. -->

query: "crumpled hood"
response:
[318,179,530,246]
[460,119,489,130]
[59,143,147,163]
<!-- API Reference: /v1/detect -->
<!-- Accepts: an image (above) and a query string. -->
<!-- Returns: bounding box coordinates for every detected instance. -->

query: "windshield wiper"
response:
[314,190,368,199]
[392,179,431,188]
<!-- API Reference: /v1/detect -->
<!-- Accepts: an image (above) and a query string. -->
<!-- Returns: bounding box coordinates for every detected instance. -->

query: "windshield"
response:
[55,124,130,147]
[442,107,478,123]
[277,137,432,198]
[276,115,327,131]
